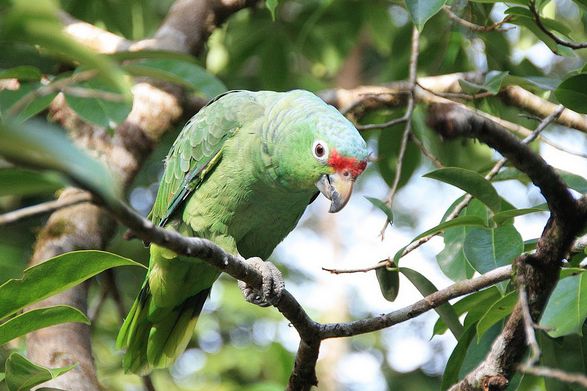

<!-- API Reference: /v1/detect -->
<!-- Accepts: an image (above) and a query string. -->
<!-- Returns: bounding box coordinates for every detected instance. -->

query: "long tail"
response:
[116,284,210,374]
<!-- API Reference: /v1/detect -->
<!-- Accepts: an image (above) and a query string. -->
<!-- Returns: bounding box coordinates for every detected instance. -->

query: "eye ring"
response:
[312,140,329,161]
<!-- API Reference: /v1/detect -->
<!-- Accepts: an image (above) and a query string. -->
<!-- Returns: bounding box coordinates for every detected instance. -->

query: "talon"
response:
[238,257,284,307]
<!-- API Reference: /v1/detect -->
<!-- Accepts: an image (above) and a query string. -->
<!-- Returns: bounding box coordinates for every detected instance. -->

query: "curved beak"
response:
[315,173,355,213]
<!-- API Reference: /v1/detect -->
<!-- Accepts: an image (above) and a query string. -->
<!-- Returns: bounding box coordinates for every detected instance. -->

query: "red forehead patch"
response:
[328,149,367,178]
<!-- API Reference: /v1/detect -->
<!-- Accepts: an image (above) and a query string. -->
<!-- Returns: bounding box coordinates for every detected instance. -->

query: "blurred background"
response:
[1,0,587,390]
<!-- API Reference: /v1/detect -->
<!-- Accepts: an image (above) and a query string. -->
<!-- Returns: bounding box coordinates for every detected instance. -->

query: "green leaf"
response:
[458,71,508,95]
[0,372,5,382]
[266,0,279,20]
[441,325,476,390]
[464,225,523,274]
[557,169,587,193]
[476,291,518,340]
[400,267,463,339]
[0,81,58,121]
[0,119,121,203]
[433,287,502,336]
[436,225,475,281]
[541,273,587,337]
[5,352,74,391]
[424,167,501,212]
[0,66,41,81]
[483,71,509,95]
[376,264,400,302]
[437,200,489,281]
[123,59,226,99]
[64,75,132,128]
[0,250,143,320]
[0,305,89,345]
[3,0,132,101]
[0,168,65,197]
[404,0,447,31]
[492,207,548,226]
[555,74,587,114]
[365,197,393,224]
[393,215,488,263]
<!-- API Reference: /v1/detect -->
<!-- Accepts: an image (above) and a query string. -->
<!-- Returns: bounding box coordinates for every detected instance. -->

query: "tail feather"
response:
[117,284,210,374]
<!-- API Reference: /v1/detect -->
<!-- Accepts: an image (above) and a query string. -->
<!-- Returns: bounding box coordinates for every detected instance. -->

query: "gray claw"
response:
[238,257,284,307]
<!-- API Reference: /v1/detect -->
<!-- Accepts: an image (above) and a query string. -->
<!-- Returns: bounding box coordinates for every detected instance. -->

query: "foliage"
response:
[0,0,586,390]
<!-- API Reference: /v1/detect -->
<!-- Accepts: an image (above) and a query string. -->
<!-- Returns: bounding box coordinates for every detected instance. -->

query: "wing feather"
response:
[149,91,263,227]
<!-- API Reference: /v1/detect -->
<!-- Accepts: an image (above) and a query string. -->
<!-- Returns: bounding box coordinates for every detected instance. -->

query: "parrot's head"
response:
[267,90,369,213]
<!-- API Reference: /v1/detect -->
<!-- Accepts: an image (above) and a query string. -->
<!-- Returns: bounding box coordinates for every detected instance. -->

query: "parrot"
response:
[116,89,369,374]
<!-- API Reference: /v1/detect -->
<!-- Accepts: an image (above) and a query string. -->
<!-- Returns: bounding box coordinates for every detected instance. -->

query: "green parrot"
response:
[116,90,368,373]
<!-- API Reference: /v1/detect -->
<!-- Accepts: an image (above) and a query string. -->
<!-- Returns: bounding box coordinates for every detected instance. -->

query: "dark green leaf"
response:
[0,250,143,320]
[377,121,421,190]
[475,291,517,339]
[436,225,475,281]
[0,119,121,203]
[365,196,393,225]
[0,66,41,81]
[0,305,89,345]
[405,0,447,31]
[5,352,74,391]
[400,267,463,338]
[123,59,226,98]
[433,287,502,336]
[555,74,587,114]
[0,81,57,121]
[492,207,548,226]
[541,273,587,337]
[441,325,476,389]
[464,225,523,273]
[0,168,64,197]
[394,215,488,263]
[376,264,400,302]
[424,167,501,212]
[64,75,132,128]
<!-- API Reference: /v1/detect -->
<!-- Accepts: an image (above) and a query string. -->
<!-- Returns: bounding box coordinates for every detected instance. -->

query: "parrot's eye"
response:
[312,141,328,161]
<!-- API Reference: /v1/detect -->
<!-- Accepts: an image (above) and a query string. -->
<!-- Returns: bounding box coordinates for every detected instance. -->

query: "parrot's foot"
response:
[238,257,284,307]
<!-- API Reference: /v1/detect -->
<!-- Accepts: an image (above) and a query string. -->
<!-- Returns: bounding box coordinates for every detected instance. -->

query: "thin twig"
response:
[322,259,389,274]
[379,27,420,239]
[8,70,98,117]
[417,81,494,100]
[356,116,407,131]
[443,5,513,33]
[410,133,444,168]
[61,86,125,102]
[519,285,541,365]
[528,1,587,50]
[0,193,93,225]
[518,365,587,388]
[541,136,587,159]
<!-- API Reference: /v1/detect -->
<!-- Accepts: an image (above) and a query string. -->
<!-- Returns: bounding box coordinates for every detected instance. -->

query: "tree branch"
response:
[427,103,587,390]
[528,1,587,50]
[0,192,92,225]
[443,5,513,33]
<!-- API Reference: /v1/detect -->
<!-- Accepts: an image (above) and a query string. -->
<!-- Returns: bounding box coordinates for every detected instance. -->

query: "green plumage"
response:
[117,90,368,373]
